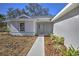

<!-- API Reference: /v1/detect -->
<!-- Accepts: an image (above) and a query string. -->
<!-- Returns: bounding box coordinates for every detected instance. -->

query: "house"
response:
[5,14,54,36]
[51,3,79,49]
[5,3,79,49]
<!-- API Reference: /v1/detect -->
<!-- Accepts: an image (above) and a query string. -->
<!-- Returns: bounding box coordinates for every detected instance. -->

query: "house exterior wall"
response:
[36,22,53,35]
[53,7,79,49]
[8,21,35,36]
[25,21,35,35]
[8,19,53,36]
[7,21,19,32]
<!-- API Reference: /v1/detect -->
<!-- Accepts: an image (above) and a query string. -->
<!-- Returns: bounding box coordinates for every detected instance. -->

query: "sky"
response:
[0,3,67,16]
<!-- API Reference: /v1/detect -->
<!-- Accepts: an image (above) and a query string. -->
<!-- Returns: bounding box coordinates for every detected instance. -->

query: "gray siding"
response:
[37,22,53,35]
[53,7,79,49]
[8,21,35,36]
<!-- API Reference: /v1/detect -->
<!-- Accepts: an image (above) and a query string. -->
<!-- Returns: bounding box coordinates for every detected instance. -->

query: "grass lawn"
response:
[0,32,36,56]
[44,36,66,56]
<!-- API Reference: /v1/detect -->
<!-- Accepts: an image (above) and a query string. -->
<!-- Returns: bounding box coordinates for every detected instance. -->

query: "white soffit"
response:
[51,3,79,22]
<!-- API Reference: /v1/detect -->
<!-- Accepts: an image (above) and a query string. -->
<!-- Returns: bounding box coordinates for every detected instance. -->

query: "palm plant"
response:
[50,34,64,44]
[65,45,79,56]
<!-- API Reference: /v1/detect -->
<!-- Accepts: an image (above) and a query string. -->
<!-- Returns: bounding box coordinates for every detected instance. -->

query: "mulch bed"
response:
[44,36,67,56]
[0,32,36,56]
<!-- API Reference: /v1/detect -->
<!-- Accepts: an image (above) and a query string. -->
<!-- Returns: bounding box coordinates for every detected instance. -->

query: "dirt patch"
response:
[44,36,67,56]
[0,32,36,56]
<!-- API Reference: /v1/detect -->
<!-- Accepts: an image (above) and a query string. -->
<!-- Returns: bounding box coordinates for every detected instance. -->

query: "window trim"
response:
[19,22,25,32]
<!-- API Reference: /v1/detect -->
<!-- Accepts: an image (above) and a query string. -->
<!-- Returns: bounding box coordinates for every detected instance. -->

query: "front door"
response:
[37,22,53,35]
[38,24,44,34]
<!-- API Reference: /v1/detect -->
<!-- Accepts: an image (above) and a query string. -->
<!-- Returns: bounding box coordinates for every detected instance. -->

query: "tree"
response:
[7,8,28,18]
[7,8,15,18]
[0,14,5,23]
[0,14,6,31]
[7,3,51,18]
[25,3,50,16]
[0,14,5,19]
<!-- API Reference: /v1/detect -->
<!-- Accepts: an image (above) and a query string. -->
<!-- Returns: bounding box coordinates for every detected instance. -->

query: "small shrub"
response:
[52,44,67,56]
[65,45,79,56]
[53,44,65,50]
[6,27,10,32]
[50,34,64,44]
[50,33,54,40]
[53,45,79,56]
[49,33,79,56]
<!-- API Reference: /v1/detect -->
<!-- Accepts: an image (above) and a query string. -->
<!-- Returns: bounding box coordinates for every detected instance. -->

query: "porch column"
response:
[33,21,36,35]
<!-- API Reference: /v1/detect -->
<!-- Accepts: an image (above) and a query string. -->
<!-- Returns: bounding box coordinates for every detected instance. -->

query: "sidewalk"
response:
[27,35,44,56]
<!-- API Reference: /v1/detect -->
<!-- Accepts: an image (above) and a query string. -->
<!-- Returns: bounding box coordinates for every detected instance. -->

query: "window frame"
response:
[19,22,25,32]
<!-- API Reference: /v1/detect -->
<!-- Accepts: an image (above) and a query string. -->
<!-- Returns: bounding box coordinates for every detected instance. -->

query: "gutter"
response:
[51,3,79,22]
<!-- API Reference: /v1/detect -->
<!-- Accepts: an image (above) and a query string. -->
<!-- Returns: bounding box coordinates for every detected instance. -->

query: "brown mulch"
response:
[0,32,36,56]
[44,36,67,56]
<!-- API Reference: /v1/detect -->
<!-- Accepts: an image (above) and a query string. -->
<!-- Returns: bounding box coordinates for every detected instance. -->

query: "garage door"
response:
[37,23,53,34]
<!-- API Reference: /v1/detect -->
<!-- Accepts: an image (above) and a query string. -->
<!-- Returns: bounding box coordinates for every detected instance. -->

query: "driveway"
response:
[27,35,44,56]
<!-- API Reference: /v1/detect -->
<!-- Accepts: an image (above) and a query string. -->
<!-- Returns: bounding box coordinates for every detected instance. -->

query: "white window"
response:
[19,22,25,32]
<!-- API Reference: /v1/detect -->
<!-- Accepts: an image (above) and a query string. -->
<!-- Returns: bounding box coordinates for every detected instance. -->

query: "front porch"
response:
[36,22,53,35]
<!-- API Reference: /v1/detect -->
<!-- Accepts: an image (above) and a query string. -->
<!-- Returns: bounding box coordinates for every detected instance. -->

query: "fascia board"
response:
[51,3,79,22]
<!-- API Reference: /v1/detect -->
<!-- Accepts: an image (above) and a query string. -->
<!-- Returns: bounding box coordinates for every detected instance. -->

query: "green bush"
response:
[65,45,79,56]
[53,44,66,50]
[50,33,79,56]
[54,45,79,56]
[6,27,10,32]
[50,34,64,44]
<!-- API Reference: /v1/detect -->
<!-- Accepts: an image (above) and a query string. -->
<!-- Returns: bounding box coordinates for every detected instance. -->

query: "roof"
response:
[51,3,79,22]
[5,14,54,22]
[16,14,31,19]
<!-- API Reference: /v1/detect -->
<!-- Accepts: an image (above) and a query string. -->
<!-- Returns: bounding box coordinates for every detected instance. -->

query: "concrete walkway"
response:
[27,35,44,56]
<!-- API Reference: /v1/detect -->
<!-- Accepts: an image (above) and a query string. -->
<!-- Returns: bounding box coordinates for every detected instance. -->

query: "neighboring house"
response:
[51,3,79,49]
[5,14,54,36]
